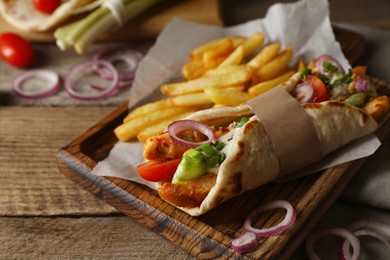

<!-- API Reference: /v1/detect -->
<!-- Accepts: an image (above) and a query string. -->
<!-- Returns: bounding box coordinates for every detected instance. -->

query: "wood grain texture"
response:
[0,106,118,215]
[0,216,194,259]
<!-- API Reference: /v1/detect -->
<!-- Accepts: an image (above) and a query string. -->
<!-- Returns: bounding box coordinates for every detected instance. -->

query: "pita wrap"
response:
[155,96,378,216]
[0,0,96,32]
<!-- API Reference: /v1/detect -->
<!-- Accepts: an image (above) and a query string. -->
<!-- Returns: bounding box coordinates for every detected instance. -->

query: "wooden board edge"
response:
[56,149,246,259]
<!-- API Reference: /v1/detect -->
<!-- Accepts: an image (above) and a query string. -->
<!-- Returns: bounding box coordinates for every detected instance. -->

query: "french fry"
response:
[218,32,265,68]
[254,46,293,82]
[124,99,171,122]
[217,46,244,67]
[204,64,245,77]
[167,92,212,107]
[136,112,195,142]
[230,36,246,47]
[183,55,228,80]
[115,106,200,141]
[248,70,295,96]
[247,42,280,69]
[297,57,305,72]
[307,58,315,69]
[204,86,253,106]
[161,65,251,96]
[240,32,265,57]
[190,36,245,61]
[182,59,204,80]
[190,38,227,61]
[203,38,234,63]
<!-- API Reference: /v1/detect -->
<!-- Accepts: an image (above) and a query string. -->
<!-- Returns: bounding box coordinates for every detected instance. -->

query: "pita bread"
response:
[0,0,96,32]
[162,101,377,216]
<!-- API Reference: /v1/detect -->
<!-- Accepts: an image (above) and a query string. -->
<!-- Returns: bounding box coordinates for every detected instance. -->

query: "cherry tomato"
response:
[0,33,34,67]
[137,158,182,182]
[32,0,62,14]
[306,75,328,102]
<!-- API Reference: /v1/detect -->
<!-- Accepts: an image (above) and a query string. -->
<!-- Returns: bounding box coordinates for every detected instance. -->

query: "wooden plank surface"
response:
[0,106,117,215]
[0,0,222,42]
[1,1,390,259]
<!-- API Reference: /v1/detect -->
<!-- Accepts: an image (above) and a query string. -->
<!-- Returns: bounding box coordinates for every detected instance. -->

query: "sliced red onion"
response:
[306,228,360,260]
[244,200,296,237]
[93,48,143,81]
[355,77,377,96]
[90,78,133,92]
[64,60,119,101]
[292,82,315,103]
[231,231,258,254]
[315,54,345,74]
[232,200,296,254]
[167,120,215,148]
[340,229,390,259]
[12,69,61,99]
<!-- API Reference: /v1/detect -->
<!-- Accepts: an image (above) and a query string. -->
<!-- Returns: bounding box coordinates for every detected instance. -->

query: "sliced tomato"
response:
[137,158,182,182]
[32,0,62,14]
[306,75,328,102]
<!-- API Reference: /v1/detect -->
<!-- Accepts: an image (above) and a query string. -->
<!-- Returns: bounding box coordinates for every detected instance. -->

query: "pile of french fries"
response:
[115,32,307,142]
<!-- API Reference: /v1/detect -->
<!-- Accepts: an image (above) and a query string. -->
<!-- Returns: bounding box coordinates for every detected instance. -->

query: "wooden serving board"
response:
[56,27,390,259]
[0,0,222,42]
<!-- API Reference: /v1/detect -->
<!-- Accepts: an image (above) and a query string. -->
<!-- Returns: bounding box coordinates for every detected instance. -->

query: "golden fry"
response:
[247,42,280,69]
[161,65,251,96]
[137,112,194,142]
[124,99,171,122]
[218,46,244,67]
[190,38,226,61]
[240,32,265,57]
[203,38,234,63]
[254,46,293,82]
[182,59,204,80]
[167,92,212,107]
[115,106,200,141]
[204,64,245,77]
[204,86,253,106]
[297,57,305,72]
[248,70,295,96]
[307,58,315,69]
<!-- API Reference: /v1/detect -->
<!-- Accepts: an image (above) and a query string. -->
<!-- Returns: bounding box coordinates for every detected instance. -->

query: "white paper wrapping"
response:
[92,0,380,189]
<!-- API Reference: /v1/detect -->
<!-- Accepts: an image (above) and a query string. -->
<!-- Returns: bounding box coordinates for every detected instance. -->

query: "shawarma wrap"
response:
[143,88,378,216]
[0,0,96,32]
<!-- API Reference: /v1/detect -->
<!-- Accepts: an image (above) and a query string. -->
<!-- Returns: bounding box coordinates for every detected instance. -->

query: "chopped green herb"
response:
[317,74,330,85]
[236,117,249,128]
[323,62,338,73]
[301,67,312,76]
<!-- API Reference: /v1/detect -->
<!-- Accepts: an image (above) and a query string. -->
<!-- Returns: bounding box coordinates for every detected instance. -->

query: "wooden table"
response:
[1,0,389,258]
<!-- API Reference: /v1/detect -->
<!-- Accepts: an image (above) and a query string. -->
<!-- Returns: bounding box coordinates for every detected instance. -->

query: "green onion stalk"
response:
[54,0,164,54]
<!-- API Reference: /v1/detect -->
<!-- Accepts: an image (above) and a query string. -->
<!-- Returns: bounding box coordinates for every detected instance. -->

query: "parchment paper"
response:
[92,0,381,189]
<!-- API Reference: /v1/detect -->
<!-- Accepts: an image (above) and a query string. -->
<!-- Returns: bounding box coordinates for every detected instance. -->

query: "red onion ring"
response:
[306,228,360,260]
[244,200,296,237]
[64,60,119,101]
[232,200,296,254]
[93,48,143,81]
[231,231,258,254]
[292,82,315,103]
[315,54,345,74]
[12,69,61,99]
[167,120,215,148]
[340,229,390,259]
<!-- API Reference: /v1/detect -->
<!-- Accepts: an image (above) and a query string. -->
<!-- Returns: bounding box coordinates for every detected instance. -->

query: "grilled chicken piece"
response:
[143,132,189,160]
[143,127,230,160]
[158,174,217,208]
